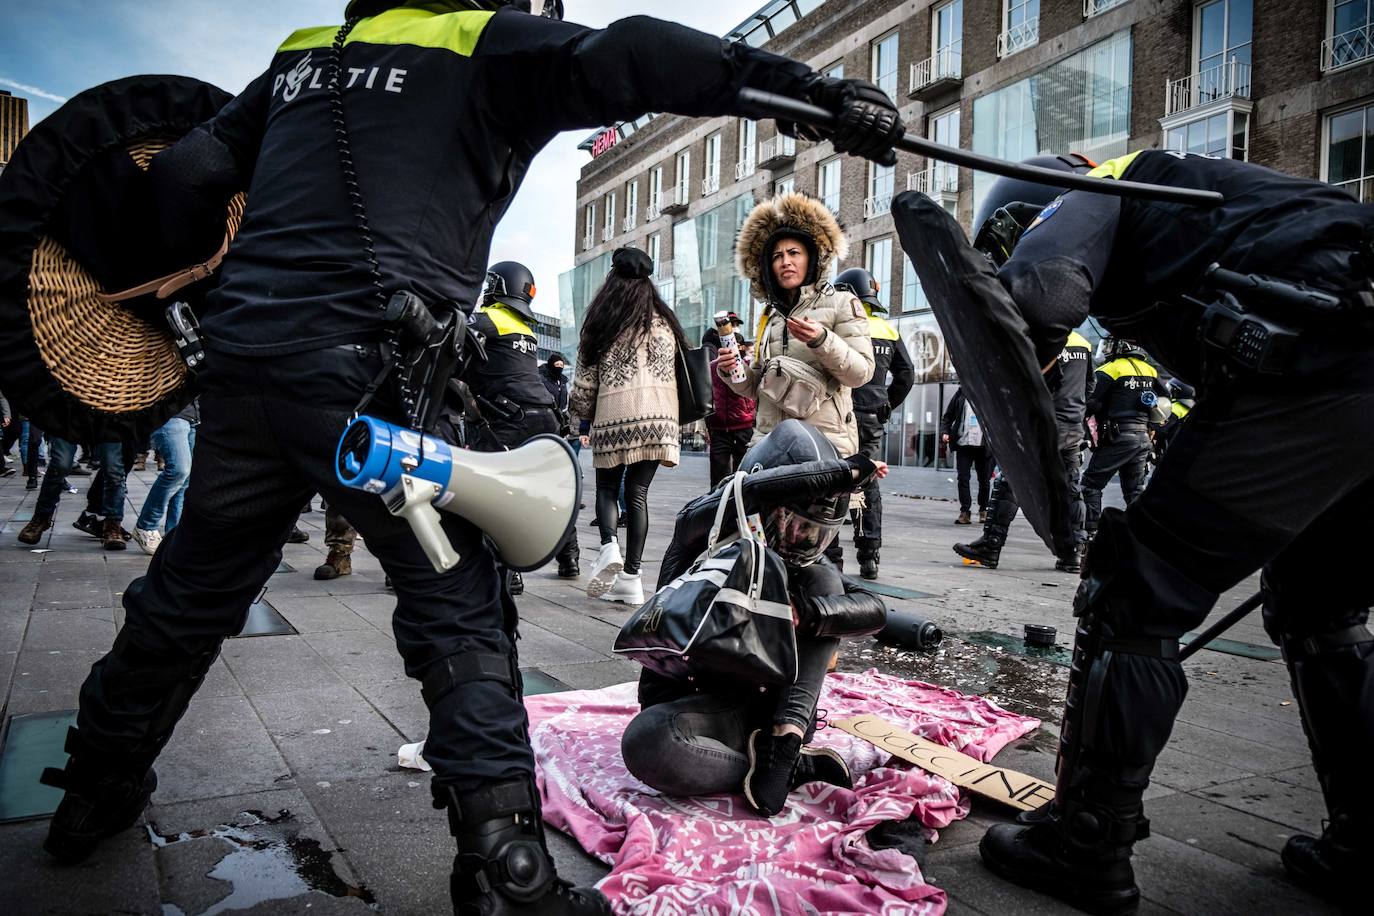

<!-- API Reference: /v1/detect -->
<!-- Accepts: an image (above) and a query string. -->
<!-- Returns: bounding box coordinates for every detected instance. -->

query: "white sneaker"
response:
[131,527,162,556]
[586,541,623,598]
[600,572,644,605]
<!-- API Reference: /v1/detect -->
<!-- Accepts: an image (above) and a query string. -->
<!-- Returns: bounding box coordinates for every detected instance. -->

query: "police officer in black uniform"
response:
[954,330,1093,572]
[1079,336,1167,538]
[464,261,579,590]
[960,151,1374,914]
[832,267,913,579]
[38,2,905,913]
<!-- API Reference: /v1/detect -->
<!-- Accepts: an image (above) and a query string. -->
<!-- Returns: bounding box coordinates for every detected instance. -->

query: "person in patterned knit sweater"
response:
[570,248,687,606]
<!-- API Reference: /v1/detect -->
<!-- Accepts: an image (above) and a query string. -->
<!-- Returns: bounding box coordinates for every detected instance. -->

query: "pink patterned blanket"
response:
[525,669,1039,915]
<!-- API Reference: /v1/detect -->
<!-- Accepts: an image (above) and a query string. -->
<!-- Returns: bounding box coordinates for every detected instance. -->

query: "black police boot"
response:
[1282,812,1367,907]
[438,778,609,916]
[858,554,879,580]
[980,806,1140,916]
[40,728,157,864]
[508,571,524,596]
[557,541,580,579]
[856,539,880,580]
[953,534,1003,569]
[1056,542,1085,573]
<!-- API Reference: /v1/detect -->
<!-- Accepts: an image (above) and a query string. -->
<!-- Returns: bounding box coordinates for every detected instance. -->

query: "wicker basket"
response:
[27,139,244,413]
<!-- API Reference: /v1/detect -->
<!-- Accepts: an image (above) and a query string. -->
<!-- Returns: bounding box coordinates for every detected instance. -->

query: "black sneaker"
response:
[72,511,102,538]
[858,556,879,580]
[287,526,310,544]
[791,745,853,791]
[26,476,38,490]
[743,729,803,816]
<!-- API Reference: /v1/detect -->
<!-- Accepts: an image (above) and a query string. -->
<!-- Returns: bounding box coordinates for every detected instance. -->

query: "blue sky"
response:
[1,0,756,322]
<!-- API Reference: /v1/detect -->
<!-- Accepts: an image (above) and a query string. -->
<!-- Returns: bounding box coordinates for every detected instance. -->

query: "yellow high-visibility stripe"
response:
[1086,151,1143,181]
[1097,356,1159,380]
[480,303,533,337]
[1066,330,1092,350]
[866,310,899,341]
[279,7,493,56]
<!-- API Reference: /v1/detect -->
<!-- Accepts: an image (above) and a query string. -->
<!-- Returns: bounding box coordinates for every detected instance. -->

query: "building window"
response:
[865,161,895,219]
[737,119,757,179]
[819,157,842,214]
[603,190,616,240]
[871,31,899,99]
[973,30,1132,214]
[674,149,691,205]
[929,105,960,199]
[1165,109,1249,160]
[583,203,596,250]
[703,131,722,196]
[1325,101,1374,202]
[824,61,845,80]
[648,165,664,216]
[775,173,796,196]
[902,256,929,314]
[865,238,893,312]
[1197,0,1252,74]
[647,232,661,270]
[624,179,639,232]
[999,0,1039,58]
[1325,0,1374,71]
[933,0,963,77]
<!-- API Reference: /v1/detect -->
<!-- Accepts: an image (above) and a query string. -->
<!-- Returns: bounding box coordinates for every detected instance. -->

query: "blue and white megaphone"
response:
[336,416,581,573]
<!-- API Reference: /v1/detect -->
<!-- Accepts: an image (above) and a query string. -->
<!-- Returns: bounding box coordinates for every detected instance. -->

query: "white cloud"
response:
[0,77,68,104]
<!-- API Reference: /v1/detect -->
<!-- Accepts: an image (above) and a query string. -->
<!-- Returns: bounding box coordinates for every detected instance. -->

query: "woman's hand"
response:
[786,316,823,344]
[873,460,889,479]
[580,435,590,448]
[717,347,739,375]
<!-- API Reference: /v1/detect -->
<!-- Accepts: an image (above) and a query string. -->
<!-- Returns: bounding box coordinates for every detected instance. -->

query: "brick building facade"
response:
[563,0,1374,465]
[0,90,30,172]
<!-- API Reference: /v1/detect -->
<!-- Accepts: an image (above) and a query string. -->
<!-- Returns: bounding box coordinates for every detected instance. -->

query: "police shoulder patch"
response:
[1025,196,1064,234]
[851,299,865,319]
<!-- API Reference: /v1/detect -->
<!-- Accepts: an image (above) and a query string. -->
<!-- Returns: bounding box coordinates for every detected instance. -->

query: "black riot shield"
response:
[0,75,237,444]
[890,190,1072,555]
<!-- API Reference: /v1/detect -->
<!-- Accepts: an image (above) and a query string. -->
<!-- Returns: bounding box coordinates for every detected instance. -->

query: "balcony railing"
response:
[581,232,594,251]
[863,193,894,220]
[907,166,960,196]
[1321,23,1374,72]
[622,214,637,233]
[661,185,690,215]
[758,135,797,169]
[997,18,1038,58]
[1083,0,1128,17]
[1333,176,1373,203]
[735,158,757,180]
[601,225,615,242]
[647,195,662,221]
[1165,59,1251,116]
[908,46,962,98]
[701,173,721,196]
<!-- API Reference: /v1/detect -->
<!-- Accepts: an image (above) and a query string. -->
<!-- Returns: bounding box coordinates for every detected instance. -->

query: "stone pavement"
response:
[0,450,1341,915]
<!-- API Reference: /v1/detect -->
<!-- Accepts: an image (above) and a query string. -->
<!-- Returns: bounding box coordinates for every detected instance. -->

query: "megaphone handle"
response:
[385,475,462,572]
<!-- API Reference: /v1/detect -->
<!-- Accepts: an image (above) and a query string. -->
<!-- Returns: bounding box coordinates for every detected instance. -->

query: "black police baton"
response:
[737,89,1225,208]
[1179,591,1263,662]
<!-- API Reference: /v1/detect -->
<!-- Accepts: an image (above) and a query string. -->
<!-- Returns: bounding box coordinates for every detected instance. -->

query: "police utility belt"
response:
[1190,263,1374,376]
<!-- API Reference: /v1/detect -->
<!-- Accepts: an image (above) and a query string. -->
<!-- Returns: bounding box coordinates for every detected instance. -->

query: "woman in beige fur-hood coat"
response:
[721,192,874,456]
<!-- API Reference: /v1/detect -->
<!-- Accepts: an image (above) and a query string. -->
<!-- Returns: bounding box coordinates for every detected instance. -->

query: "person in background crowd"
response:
[719,192,874,466]
[131,401,199,555]
[22,422,44,490]
[0,390,14,478]
[571,248,685,606]
[18,438,128,549]
[314,503,358,580]
[942,387,992,525]
[831,267,913,579]
[706,312,757,489]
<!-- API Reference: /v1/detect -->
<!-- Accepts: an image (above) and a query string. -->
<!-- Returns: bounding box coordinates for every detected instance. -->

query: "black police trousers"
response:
[985,446,1086,547]
[1060,342,1374,838]
[851,411,884,554]
[707,425,752,489]
[478,407,579,569]
[73,346,533,792]
[1080,422,1150,534]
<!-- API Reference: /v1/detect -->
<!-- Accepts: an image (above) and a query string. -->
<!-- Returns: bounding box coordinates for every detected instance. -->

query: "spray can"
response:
[725,332,748,384]
[877,608,945,650]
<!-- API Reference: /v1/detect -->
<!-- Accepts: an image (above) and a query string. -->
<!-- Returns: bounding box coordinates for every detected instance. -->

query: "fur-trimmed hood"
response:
[736,193,848,304]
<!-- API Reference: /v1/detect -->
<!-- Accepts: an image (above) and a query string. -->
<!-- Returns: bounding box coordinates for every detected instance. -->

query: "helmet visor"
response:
[766,500,845,566]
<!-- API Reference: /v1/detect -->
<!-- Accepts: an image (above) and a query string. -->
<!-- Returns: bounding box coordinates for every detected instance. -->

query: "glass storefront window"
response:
[972,29,1132,217]
[670,193,756,347]
[1327,101,1374,201]
[865,237,893,310]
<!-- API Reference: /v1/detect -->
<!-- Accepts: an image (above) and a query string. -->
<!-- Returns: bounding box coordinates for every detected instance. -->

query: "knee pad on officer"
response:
[420,650,519,710]
[1262,570,1374,658]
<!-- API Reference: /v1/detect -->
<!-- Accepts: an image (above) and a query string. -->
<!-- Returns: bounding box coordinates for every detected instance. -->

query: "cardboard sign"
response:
[833,714,1053,812]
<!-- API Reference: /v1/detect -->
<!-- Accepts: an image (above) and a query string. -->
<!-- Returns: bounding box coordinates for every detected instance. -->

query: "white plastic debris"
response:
[398,741,431,772]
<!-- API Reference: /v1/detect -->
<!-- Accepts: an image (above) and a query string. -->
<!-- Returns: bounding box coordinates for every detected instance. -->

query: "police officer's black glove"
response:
[780,77,904,167]
[877,404,893,424]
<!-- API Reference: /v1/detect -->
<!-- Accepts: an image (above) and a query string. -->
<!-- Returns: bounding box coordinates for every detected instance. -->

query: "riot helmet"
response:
[834,267,884,313]
[345,1,563,20]
[483,261,537,322]
[740,420,850,567]
[1095,336,1147,363]
[972,154,1095,266]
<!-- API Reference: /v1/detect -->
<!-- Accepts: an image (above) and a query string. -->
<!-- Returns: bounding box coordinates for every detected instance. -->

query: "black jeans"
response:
[955,445,992,512]
[619,561,842,796]
[596,460,658,575]
[74,346,532,791]
[707,426,752,489]
[986,447,1086,547]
